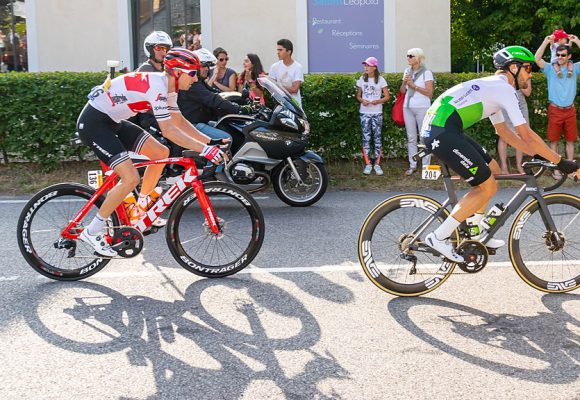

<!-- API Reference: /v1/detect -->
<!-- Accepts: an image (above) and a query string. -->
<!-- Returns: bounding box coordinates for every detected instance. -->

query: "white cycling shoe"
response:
[425,232,464,263]
[80,229,117,257]
[471,234,505,249]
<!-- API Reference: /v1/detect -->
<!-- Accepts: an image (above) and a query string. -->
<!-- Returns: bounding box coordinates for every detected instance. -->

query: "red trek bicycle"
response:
[17,150,265,281]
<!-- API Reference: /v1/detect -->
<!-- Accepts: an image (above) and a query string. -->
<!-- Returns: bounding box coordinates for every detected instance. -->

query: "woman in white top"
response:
[399,48,434,175]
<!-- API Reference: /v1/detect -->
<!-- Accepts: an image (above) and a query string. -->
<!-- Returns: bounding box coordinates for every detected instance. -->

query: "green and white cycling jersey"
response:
[420,75,526,137]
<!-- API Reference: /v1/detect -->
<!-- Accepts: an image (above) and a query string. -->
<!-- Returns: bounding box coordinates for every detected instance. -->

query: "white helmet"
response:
[143,31,173,59]
[193,48,217,67]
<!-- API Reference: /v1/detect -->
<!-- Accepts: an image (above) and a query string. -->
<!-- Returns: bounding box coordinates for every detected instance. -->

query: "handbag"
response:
[392,92,405,127]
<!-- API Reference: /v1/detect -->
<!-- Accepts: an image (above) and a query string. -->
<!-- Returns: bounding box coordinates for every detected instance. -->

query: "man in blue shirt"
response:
[535,34,580,178]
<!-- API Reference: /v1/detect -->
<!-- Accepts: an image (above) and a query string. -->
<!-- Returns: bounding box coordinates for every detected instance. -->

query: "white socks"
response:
[87,213,107,236]
[433,215,461,240]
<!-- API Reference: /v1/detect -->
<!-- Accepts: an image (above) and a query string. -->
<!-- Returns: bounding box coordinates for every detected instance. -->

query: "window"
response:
[132,0,201,68]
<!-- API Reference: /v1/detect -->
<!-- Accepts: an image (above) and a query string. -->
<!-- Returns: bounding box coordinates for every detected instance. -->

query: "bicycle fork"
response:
[193,182,221,234]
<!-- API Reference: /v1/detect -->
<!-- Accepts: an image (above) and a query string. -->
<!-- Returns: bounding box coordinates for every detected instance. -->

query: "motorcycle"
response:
[212,77,328,207]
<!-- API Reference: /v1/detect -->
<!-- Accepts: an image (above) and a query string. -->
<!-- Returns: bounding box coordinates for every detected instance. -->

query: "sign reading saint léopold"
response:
[307,0,384,72]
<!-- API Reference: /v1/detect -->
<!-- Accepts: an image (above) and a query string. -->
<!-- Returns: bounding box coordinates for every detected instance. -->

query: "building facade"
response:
[25,0,450,73]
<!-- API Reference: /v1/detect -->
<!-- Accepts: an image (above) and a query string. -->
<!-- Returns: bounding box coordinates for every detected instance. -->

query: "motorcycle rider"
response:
[178,48,254,150]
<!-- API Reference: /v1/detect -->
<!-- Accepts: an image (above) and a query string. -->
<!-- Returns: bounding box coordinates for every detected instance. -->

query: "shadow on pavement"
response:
[23,277,349,399]
[387,294,579,384]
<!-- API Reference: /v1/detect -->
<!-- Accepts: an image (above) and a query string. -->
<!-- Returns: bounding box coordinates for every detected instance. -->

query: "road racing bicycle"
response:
[17,150,265,281]
[358,146,580,296]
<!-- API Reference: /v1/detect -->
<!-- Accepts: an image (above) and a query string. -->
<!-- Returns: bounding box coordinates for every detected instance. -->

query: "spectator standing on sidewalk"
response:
[535,34,580,179]
[356,56,390,175]
[207,47,237,92]
[269,39,304,107]
[497,76,531,174]
[400,48,434,175]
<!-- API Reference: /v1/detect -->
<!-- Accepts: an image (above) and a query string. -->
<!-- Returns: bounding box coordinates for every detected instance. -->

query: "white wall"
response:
[26,0,122,72]
[394,0,450,72]
[26,0,450,73]
[207,0,298,74]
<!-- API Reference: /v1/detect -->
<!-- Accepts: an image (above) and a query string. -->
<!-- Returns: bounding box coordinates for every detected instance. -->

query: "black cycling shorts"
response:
[76,103,151,169]
[423,118,493,187]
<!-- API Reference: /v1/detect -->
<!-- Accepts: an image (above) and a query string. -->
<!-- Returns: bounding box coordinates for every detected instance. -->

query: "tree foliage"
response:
[451,0,580,71]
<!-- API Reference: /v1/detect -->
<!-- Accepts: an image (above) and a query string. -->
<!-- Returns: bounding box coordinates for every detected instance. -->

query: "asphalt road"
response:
[0,188,579,399]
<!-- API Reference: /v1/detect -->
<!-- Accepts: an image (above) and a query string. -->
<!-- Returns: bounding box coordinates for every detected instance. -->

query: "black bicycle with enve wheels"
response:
[358,146,580,297]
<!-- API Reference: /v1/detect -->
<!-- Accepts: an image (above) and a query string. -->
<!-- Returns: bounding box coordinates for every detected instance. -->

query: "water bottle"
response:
[465,214,483,237]
[480,203,505,230]
[146,187,163,210]
[123,193,137,215]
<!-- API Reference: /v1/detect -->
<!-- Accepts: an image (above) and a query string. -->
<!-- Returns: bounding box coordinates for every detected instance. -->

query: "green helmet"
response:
[493,46,535,69]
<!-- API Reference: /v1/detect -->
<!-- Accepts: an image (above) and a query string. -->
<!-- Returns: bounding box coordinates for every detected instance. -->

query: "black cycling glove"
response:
[557,157,579,174]
[239,104,254,115]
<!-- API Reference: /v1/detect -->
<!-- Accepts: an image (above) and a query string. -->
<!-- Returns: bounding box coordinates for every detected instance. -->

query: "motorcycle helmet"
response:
[143,31,173,60]
[193,48,217,68]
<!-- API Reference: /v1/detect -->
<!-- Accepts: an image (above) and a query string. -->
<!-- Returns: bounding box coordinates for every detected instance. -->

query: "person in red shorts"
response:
[535,34,580,179]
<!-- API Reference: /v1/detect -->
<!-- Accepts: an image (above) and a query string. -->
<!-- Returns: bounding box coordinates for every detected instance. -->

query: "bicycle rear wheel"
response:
[16,183,119,281]
[166,181,265,278]
[358,194,459,297]
[509,193,580,293]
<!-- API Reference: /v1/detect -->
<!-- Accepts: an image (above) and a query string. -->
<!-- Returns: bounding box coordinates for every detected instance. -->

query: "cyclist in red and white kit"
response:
[77,48,226,257]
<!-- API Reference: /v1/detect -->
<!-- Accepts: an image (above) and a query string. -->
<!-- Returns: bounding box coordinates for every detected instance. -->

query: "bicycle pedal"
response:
[486,248,497,255]
[143,226,160,236]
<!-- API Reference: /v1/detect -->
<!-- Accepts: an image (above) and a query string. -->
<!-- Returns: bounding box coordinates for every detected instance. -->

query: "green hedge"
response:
[0,71,577,169]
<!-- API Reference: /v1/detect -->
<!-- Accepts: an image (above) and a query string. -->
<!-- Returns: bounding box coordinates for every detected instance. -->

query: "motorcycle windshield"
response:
[258,77,306,119]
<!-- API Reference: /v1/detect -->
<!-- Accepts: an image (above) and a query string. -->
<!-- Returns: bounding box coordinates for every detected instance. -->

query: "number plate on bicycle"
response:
[422,165,441,180]
[87,170,103,189]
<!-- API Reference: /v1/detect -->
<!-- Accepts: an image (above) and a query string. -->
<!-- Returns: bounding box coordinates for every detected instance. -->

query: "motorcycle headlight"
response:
[299,118,310,134]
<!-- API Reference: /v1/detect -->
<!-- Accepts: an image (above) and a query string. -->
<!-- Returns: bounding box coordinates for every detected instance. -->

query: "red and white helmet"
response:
[164,48,201,80]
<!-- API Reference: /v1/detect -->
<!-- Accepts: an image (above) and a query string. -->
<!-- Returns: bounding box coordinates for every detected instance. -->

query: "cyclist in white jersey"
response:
[420,46,579,262]
[77,48,227,257]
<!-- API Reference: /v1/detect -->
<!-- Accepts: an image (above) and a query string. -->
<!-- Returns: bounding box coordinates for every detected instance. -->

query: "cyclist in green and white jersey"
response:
[420,45,579,262]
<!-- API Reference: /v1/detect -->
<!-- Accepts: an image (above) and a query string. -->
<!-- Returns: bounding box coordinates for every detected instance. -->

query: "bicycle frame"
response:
[407,162,560,252]
[60,155,220,240]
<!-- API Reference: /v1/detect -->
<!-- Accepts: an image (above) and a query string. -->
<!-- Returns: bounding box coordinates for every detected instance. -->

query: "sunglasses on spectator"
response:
[556,53,569,57]
[219,57,229,62]
[153,45,170,52]
[175,68,198,77]
[406,54,415,59]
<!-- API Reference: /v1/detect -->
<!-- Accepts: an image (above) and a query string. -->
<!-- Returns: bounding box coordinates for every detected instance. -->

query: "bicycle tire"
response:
[17,183,119,281]
[165,181,265,278]
[509,193,580,293]
[358,194,459,297]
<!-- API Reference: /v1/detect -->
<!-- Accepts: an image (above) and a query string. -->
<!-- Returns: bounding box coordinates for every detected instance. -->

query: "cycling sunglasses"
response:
[175,68,198,77]
[153,45,170,52]
[520,63,533,73]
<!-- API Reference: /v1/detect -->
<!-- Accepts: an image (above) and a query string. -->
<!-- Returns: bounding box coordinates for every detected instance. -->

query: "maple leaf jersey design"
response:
[88,72,179,122]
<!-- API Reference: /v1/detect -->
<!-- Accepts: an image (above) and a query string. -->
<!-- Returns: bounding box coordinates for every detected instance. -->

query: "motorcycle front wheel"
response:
[272,160,328,207]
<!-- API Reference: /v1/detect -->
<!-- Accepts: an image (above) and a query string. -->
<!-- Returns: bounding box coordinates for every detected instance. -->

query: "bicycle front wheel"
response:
[358,194,459,297]
[509,193,580,293]
[16,183,119,281]
[166,181,265,278]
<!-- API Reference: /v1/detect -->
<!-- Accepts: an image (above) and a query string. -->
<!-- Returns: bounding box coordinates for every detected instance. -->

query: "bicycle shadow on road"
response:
[23,277,349,399]
[387,294,579,384]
